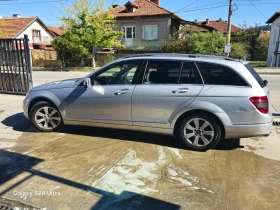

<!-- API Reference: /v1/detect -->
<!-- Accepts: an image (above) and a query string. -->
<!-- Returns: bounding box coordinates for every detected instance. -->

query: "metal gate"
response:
[0,35,33,95]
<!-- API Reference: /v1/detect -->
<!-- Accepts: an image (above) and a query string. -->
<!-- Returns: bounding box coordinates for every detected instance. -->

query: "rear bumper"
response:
[225,122,272,139]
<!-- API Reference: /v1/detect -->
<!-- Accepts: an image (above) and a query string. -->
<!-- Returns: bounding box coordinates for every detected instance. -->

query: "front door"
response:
[132,60,204,128]
[71,60,143,125]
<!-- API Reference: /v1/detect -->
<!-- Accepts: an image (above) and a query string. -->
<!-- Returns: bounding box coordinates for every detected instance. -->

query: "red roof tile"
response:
[48,26,64,36]
[111,0,182,20]
[0,17,36,38]
[196,20,241,34]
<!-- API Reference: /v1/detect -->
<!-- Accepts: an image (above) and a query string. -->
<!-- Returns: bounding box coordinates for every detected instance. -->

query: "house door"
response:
[123,26,135,48]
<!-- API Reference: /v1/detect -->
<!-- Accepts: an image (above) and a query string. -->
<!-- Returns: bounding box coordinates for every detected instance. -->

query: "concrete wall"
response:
[16,20,54,48]
[267,16,280,67]
[115,16,171,43]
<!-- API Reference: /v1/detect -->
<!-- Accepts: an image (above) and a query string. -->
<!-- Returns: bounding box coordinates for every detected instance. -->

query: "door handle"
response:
[172,88,188,94]
[115,89,129,95]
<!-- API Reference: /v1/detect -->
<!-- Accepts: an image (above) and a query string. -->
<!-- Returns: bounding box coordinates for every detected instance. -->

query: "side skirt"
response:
[64,120,173,136]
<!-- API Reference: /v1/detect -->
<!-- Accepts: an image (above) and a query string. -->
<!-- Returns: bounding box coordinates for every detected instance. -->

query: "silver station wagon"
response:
[23,54,272,151]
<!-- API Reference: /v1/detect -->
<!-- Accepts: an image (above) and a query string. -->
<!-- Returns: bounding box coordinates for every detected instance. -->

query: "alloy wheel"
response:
[34,106,61,130]
[183,118,214,147]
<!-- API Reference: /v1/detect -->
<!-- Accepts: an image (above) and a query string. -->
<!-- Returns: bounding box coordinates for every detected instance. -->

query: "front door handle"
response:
[172,88,189,94]
[115,89,129,95]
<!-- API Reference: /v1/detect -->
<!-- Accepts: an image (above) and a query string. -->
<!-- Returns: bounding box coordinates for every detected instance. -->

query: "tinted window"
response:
[196,63,248,86]
[143,60,182,84]
[93,60,141,85]
[179,62,203,84]
[245,64,265,87]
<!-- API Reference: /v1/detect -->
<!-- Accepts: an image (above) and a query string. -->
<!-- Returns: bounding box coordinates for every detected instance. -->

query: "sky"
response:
[0,0,279,27]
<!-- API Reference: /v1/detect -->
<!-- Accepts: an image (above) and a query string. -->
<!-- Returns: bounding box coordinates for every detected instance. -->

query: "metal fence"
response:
[0,35,32,95]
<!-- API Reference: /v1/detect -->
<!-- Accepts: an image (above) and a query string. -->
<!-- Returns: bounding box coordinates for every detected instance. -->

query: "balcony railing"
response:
[122,39,166,50]
[33,36,53,45]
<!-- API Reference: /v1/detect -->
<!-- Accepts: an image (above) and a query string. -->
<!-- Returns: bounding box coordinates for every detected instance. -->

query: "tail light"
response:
[249,96,269,114]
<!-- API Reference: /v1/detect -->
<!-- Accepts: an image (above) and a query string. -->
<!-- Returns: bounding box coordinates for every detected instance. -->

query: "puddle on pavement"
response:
[0,128,280,210]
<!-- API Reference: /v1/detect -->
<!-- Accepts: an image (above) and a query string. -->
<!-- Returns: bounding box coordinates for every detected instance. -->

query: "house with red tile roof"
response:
[48,26,64,36]
[111,0,187,51]
[195,18,241,35]
[0,15,56,49]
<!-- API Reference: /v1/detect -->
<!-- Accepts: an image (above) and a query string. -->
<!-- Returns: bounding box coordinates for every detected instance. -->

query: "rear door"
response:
[132,60,204,128]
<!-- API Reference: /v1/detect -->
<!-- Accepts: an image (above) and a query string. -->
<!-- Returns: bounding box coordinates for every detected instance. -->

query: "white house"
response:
[0,14,56,49]
[266,11,280,67]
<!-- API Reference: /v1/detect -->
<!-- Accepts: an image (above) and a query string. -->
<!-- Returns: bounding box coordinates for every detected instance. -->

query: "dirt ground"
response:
[0,93,280,210]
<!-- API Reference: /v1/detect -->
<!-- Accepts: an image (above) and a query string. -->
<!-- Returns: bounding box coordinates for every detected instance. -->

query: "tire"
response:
[30,101,63,132]
[177,114,222,151]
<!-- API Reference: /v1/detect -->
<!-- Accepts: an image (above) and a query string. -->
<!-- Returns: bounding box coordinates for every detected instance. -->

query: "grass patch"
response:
[249,61,266,67]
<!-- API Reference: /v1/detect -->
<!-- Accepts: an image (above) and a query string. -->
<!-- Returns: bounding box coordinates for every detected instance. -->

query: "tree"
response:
[187,31,225,55]
[230,42,249,60]
[254,36,269,61]
[0,18,8,38]
[52,0,123,67]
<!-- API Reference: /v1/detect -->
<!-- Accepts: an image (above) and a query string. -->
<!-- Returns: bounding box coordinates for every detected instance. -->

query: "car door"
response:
[132,60,204,128]
[70,60,143,125]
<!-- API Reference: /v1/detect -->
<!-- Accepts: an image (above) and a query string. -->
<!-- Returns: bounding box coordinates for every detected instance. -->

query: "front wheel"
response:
[178,114,222,151]
[30,101,63,132]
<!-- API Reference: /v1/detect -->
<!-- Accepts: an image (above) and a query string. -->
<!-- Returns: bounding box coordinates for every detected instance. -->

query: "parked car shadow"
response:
[2,112,241,151]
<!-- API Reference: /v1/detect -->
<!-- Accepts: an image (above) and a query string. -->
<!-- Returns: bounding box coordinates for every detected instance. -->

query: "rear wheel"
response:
[178,114,222,151]
[30,101,63,132]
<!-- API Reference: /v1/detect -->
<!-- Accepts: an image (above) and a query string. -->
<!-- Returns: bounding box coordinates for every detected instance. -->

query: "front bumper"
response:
[23,97,30,119]
[225,122,273,139]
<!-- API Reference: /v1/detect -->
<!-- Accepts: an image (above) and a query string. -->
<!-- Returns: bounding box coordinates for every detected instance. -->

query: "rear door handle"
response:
[115,89,129,95]
[172,88,189,94]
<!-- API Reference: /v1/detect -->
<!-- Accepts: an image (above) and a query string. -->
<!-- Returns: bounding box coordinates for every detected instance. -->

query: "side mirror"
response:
[263,80,268,86]
[83,78,91,88]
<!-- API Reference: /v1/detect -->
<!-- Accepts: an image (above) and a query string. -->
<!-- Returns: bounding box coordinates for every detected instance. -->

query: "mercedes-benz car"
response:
[23,54,272,151]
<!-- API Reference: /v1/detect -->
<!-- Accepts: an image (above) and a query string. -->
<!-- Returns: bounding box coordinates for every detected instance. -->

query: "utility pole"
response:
[225,0,233,57]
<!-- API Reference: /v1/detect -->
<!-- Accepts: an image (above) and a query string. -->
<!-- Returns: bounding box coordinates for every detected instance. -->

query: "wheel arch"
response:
[172,109,226,139]
[28,97,60,118]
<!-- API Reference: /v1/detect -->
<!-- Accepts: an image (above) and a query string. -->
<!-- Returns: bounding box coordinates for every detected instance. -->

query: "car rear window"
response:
[245,64,265,88]
[196,62,248,86]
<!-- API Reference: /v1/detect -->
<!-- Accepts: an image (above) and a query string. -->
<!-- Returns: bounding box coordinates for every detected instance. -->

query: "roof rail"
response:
[119,53,238,61]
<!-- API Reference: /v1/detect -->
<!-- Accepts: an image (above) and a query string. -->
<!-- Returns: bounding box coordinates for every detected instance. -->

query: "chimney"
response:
[13,14,20,18]
[112,4,119,8]
[150,0,160,5]
[206,19,209,25]
[219,18,222,22]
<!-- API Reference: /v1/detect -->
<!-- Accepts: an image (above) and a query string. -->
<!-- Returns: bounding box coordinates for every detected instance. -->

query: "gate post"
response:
[23,34,33,90]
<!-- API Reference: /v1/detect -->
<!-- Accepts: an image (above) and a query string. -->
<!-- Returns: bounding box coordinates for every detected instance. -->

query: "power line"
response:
[177,2,280,13]
[248,0,268,19]
[174,0,200,13]
[0,0,69,5]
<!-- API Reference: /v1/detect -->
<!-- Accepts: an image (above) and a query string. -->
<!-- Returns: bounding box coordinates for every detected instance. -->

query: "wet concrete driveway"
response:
[0,94,280,210]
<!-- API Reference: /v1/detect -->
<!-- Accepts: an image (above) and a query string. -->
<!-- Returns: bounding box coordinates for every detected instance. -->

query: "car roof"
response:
[118,53,249,65]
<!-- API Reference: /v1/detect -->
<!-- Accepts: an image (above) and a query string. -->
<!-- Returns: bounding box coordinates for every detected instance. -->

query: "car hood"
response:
[32,78,80,91]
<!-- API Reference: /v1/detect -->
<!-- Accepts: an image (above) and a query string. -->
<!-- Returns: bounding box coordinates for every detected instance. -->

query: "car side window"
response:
[196,62,248,86]
[143,60,182,84]
[92,60,141,85]
[179,62,203,84]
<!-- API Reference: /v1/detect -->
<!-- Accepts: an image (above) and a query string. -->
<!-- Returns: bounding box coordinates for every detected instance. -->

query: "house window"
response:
[143,25,158,40]
[273,29,278,44]
[122,26,135,39]
[126,5,133,12]
[32,30,41,43]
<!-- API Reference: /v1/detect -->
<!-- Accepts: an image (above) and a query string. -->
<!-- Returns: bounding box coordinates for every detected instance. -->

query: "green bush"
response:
[230,42,249,60]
